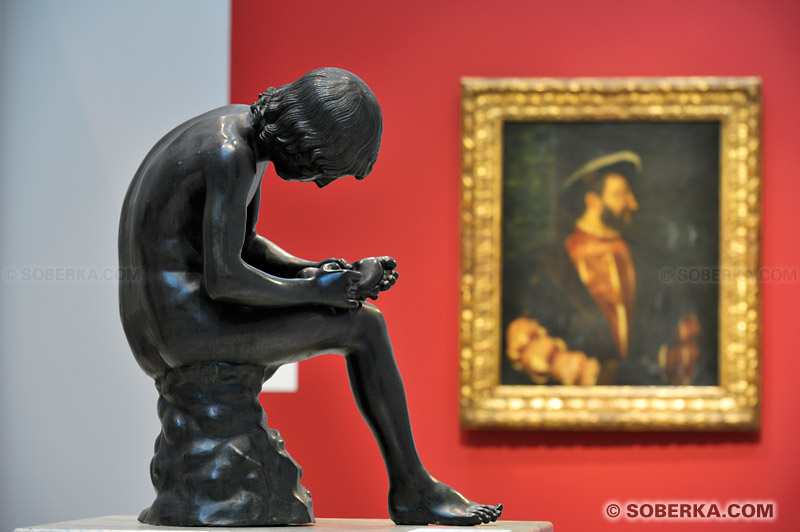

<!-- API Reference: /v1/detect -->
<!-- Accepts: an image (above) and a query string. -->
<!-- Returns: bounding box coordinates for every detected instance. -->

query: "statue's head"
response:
[251,67,383,187]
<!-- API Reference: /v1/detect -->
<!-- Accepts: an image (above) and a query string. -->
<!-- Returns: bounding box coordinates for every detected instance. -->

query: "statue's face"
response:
[312,176,338,188]
[271,143,370,188]
[266,113,376,187]
[272,154,345,188]
[270,147,311,181]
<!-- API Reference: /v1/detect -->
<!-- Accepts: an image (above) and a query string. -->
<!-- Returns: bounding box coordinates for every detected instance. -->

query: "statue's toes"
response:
[490,503,503,520]
[473,507,492,523]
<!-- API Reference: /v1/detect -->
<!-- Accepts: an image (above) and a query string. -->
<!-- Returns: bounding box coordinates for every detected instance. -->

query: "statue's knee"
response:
[355,302,389,338]
[359,302,386,325]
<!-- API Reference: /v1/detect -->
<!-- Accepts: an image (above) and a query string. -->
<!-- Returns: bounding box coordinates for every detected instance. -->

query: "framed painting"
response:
[459,77,761,430]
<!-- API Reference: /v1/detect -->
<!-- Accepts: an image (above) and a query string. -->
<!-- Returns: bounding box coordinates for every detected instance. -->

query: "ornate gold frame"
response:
[459,77,761,430]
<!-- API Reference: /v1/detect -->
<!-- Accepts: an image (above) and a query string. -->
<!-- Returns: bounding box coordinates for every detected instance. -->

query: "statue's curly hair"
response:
[251,68,382,179]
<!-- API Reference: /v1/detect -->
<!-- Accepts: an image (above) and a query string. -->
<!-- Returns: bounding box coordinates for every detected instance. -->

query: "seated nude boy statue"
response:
[119,67,501,526]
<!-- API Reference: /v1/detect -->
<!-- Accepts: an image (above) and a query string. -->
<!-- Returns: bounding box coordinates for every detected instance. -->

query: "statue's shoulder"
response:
[150,105,249,144]
[178,105,252,137]
[194,104,251,123]
[133,105,255,181]
[146,105,254,159]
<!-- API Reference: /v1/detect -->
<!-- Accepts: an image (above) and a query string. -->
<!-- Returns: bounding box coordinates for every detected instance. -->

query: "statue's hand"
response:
[317,257,353,270]
[309,265,362,309]
[353,256,399,301]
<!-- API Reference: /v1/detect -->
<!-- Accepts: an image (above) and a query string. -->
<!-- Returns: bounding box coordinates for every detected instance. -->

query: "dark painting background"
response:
[501,121,720,386]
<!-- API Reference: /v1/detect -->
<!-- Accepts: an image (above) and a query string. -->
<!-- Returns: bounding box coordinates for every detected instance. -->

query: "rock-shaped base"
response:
[139,362,314,526]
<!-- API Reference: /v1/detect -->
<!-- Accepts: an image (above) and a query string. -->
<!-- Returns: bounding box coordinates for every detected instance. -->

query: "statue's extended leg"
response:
[344,305,503,525]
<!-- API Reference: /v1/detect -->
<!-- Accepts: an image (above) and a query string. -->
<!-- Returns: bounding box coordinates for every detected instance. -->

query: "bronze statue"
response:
[119,67,502,527]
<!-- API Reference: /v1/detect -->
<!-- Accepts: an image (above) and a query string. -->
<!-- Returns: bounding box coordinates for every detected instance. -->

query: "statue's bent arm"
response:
[201,147,317,307]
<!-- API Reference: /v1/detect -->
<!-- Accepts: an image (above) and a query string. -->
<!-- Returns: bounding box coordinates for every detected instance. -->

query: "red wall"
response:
[232,1,800,530]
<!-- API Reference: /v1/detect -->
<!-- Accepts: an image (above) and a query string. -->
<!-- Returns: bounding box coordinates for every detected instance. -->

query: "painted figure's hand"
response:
[506,316,599,385]
[352,256,399,301]
[550,350,600,386]
[307,264,362,309]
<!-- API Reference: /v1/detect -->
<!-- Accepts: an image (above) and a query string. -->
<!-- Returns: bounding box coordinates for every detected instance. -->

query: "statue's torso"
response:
[118,105,260,376]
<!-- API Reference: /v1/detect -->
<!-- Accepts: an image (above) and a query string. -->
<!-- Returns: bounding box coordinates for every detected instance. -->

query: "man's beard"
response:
[601,206,634,236]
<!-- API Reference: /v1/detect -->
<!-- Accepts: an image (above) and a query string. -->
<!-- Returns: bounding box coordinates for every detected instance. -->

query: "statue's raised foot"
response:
[389,477,503,525]
[139,362,313,526]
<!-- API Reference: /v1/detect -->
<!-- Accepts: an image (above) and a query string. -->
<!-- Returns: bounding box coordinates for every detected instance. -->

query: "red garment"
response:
[565,226,636,358]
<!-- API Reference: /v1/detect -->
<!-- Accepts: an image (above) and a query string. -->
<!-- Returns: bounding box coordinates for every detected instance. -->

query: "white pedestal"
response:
[15,515,553,532]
